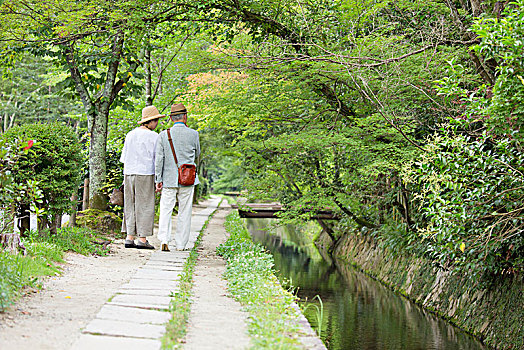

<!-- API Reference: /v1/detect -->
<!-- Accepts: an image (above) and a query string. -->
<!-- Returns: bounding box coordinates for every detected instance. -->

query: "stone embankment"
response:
[316,231,523,350]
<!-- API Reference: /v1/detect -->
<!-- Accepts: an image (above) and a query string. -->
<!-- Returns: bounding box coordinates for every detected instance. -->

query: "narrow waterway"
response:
[246,219,487,350]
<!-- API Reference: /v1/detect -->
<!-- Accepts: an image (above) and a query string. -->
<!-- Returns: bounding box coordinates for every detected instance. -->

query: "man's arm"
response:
[195,131,201,159]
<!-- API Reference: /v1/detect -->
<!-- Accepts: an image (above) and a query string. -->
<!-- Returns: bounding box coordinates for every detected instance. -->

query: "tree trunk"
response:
[145,45,153,106]
[88,108,109,210]
[37,214,48,233]
[82,178,89,211]
[69,192,78,227]
[51,213,61,234]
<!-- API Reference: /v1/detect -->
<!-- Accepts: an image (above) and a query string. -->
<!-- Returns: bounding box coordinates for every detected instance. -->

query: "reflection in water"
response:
[246,219,486,350]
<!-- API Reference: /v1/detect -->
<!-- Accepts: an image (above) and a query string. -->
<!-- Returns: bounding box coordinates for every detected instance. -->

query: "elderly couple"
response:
[120,103,200,252]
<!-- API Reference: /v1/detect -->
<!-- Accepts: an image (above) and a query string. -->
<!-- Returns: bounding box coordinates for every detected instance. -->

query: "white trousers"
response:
[157,186,194,249]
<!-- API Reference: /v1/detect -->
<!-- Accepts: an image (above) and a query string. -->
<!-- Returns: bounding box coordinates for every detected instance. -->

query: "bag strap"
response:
[166,128,180,169]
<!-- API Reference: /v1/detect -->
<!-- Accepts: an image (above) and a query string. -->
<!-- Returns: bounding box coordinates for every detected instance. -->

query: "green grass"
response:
[217,211,303,349]
[0,226,110,311]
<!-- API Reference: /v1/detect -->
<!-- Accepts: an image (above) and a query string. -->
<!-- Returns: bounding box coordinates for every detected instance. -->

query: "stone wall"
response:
[321,231,523,350]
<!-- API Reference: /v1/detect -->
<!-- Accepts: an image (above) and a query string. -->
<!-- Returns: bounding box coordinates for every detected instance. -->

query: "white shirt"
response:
[120,127,158,175]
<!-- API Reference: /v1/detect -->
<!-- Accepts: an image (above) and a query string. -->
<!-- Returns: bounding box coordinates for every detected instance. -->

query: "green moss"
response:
[89,194,108,211]
[76,209,122,234]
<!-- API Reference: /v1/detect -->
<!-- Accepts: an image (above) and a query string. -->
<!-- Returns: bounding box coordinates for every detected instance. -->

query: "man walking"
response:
[155,103,200,252]
[121,105,162,249]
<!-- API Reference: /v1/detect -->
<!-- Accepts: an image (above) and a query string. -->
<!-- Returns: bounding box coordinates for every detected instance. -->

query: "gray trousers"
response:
[121,174,155,237]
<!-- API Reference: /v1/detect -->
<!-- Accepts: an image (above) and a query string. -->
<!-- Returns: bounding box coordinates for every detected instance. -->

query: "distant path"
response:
[184,202,251,349]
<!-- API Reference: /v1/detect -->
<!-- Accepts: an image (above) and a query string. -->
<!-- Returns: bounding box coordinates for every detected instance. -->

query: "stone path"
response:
[71,196,221,350]
[14,194,326,350]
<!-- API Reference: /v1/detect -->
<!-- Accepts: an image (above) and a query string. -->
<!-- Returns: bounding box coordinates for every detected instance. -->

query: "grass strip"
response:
[217,210,303,349]
[162,199,221,349]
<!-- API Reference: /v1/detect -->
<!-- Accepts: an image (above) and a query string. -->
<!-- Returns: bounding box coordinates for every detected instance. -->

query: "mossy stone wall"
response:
[324,231,523,350]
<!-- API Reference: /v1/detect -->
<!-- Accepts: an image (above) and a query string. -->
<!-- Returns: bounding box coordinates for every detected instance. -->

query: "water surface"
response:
[247,219,486,350]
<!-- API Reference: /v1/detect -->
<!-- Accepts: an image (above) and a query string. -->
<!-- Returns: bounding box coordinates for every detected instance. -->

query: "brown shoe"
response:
[161,244,170,252]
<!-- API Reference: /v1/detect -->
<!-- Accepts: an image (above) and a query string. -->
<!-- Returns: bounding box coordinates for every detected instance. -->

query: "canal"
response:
[246,219,487,350]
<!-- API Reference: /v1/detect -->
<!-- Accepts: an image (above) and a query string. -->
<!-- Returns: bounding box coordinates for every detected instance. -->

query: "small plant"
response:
[300,295,324,338]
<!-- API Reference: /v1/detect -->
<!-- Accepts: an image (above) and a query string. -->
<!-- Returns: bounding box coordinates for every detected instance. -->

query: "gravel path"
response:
[184,203,251,349]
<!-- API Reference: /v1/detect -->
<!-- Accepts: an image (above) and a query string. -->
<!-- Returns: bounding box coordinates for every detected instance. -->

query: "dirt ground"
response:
[0,239,156,350]
[184,206,251,349]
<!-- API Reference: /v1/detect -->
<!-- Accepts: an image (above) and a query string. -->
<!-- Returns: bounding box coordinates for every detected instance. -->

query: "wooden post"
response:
[82,179,89,211]
[69,192,78,227]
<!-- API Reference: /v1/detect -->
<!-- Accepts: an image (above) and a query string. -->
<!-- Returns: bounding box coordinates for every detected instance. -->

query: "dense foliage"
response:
[0,0,521,285]
[404,131,524,277]
[184,1,524,279]
[2,123,82,233]
[0,137,41,237]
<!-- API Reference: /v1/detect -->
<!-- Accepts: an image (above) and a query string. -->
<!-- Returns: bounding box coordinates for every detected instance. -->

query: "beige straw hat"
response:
[170,103,187,117]
[138,105,165,124]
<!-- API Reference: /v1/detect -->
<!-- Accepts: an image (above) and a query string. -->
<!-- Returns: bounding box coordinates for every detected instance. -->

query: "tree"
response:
[0,53,82,133]
[0,0,187,208]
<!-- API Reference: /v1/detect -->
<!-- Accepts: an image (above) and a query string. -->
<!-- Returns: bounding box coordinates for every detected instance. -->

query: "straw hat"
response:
[170,103,187,117]
[138,105,165,124]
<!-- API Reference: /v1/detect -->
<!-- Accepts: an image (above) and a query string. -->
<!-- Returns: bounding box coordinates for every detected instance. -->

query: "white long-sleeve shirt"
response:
[120,127,158,175]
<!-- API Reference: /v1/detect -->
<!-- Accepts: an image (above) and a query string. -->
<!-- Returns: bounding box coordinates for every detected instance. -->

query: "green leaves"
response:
[470,1,524,141]
[2,122,83,228]
[404,130,524,277]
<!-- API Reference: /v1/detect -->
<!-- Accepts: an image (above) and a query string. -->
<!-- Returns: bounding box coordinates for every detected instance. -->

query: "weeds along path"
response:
[0,240,155,349]
[184,203,251,349]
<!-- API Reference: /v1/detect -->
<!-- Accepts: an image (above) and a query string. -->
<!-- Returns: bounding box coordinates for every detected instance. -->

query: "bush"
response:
[472,1,524,142]
[403,131,524,278]
[2,122,82,233]
[0,137,41,239]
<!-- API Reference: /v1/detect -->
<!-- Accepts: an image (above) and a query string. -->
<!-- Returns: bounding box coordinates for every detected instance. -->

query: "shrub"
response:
[403,131,524,278]
[0,137,41,249]
[2,122,82,234]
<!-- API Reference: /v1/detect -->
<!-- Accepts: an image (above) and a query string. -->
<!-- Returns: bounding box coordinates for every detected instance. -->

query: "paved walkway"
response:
[70,195,325,350]
[71,196,221,350]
